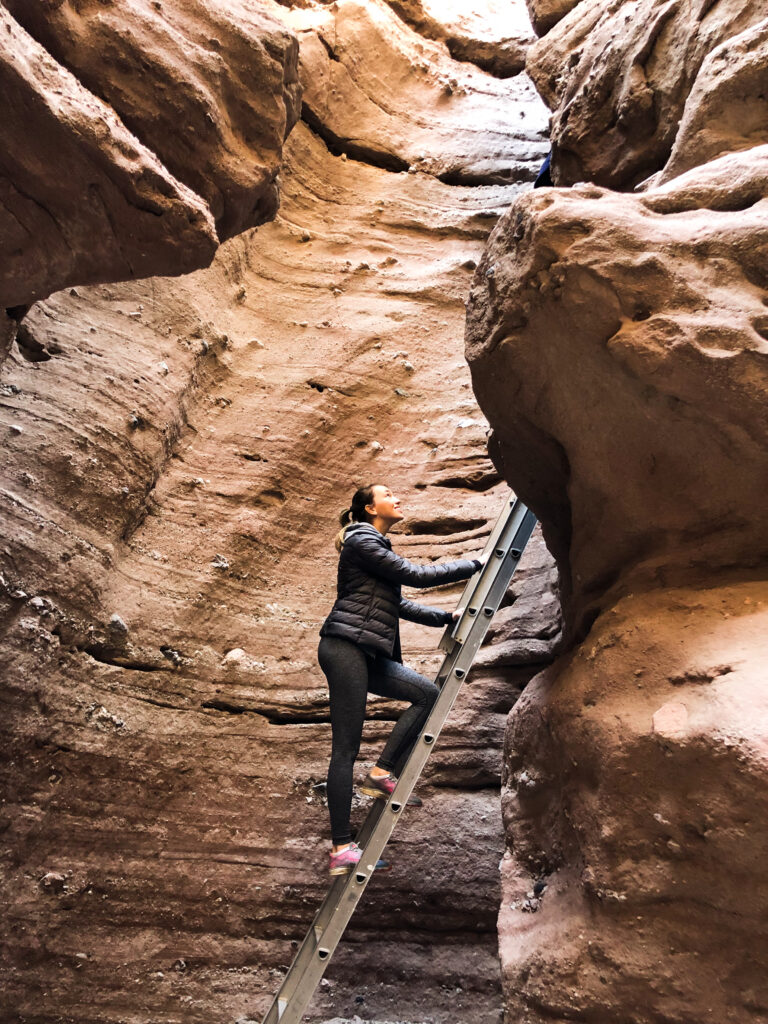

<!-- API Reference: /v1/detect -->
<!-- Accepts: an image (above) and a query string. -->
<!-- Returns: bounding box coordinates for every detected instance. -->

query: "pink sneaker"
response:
[359,772,422,807]
[329,842,390,877]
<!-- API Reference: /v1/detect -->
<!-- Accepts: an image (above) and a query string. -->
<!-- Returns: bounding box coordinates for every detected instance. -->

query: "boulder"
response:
[7,0,301,240]
[467,45,768,1016]
[0,1,299,308]
[499,582,768,1022]
[524,0,584,37]
[659,17,768,183]
[466,145,768,636]
[526,0,765,189]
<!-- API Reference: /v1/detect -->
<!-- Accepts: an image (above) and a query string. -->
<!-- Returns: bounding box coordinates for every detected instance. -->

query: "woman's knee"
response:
[416,679,439,708]
[329,744,360,768]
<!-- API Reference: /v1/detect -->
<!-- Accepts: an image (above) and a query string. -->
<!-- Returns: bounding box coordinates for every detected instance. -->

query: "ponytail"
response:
[335,484,376,551]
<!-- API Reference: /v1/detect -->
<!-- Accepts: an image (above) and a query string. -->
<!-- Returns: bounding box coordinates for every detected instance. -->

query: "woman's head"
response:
[339,484,403,526]
[339,484,376,527]
[336,483,404,548]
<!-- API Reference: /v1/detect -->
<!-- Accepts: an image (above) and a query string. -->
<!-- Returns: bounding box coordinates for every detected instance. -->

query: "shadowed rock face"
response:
[468,0,768,1019]
[0,3,559,1022]
[524,0,583,37]
[526,0,765,189]
[1,1,300,307]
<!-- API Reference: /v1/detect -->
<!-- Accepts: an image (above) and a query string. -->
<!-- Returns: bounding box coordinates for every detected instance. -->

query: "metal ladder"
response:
[261,493,538,1024]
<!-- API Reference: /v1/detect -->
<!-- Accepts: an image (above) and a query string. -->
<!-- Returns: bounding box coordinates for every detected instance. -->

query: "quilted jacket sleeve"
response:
[350,529,481,588]
[399,597,453,627]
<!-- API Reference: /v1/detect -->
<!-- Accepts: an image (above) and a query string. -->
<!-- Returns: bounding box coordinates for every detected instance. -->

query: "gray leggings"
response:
[318,636,439,844]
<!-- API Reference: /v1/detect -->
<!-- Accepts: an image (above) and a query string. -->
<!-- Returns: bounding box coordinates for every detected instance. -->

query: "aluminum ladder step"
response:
[261,493,537,1024]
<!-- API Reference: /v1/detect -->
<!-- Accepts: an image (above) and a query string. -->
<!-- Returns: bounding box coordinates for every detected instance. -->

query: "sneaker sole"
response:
[329,864,354,876]
[359,785,423,808]
[359,785,389,799]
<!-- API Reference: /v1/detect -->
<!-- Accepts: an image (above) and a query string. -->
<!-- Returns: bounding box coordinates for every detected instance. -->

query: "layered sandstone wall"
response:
[0,3,558,1023]
[467,1,768,1021]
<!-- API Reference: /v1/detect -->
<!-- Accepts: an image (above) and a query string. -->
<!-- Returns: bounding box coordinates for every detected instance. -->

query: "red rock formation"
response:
[283,0,546,183]
[659,18,768,183]
[499,582,768,1022]
[0,2,299,307]
[0,2,557,1022]
[384,0,535,77]
[0,8,215,309]
[526,0,766,189]
[468,1,768,1019]
[467,148,768,635]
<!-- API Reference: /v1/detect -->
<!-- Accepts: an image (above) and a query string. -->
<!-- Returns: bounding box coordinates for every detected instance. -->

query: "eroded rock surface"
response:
[659,17,768,183]
[1,1,299,308]
[283,0,547,183]
[467,147,768,634]
[469,0,768,1018]
[0,2,556,1022]
[0,9,215,309]
[385,0,535,77]
[500,582,768,1022]
[526,0,766,189]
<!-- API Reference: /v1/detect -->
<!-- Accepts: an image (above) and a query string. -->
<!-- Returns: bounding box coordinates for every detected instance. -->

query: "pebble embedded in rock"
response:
[222,648,246,663]
[108,614,128,635]
[40,871,67,892]
[160,646,182,666]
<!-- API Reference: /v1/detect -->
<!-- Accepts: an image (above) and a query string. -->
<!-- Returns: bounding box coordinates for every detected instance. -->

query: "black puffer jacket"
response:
[320,523,481,661]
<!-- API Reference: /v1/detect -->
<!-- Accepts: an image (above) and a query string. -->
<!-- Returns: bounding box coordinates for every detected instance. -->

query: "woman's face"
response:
[366,484,404,523]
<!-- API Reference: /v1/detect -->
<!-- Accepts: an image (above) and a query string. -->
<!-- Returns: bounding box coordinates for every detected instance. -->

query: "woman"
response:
[318,483,486,876]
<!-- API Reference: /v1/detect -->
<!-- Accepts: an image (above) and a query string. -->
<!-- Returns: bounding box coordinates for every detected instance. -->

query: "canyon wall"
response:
[467,1,768,1021]
[1,2,558,1022]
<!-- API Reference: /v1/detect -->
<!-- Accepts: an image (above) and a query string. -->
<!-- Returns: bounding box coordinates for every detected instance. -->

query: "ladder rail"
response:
[261,494,537,1024]
[262,801,386,1020]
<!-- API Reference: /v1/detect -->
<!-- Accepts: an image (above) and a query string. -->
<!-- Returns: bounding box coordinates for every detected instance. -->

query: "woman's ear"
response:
[365,502,376,519]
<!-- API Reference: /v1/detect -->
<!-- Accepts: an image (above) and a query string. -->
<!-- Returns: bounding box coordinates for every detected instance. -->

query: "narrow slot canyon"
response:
[1,1,767,1024]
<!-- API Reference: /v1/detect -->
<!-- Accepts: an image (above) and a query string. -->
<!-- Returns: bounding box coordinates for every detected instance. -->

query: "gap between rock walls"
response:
[0,3,561,1024]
